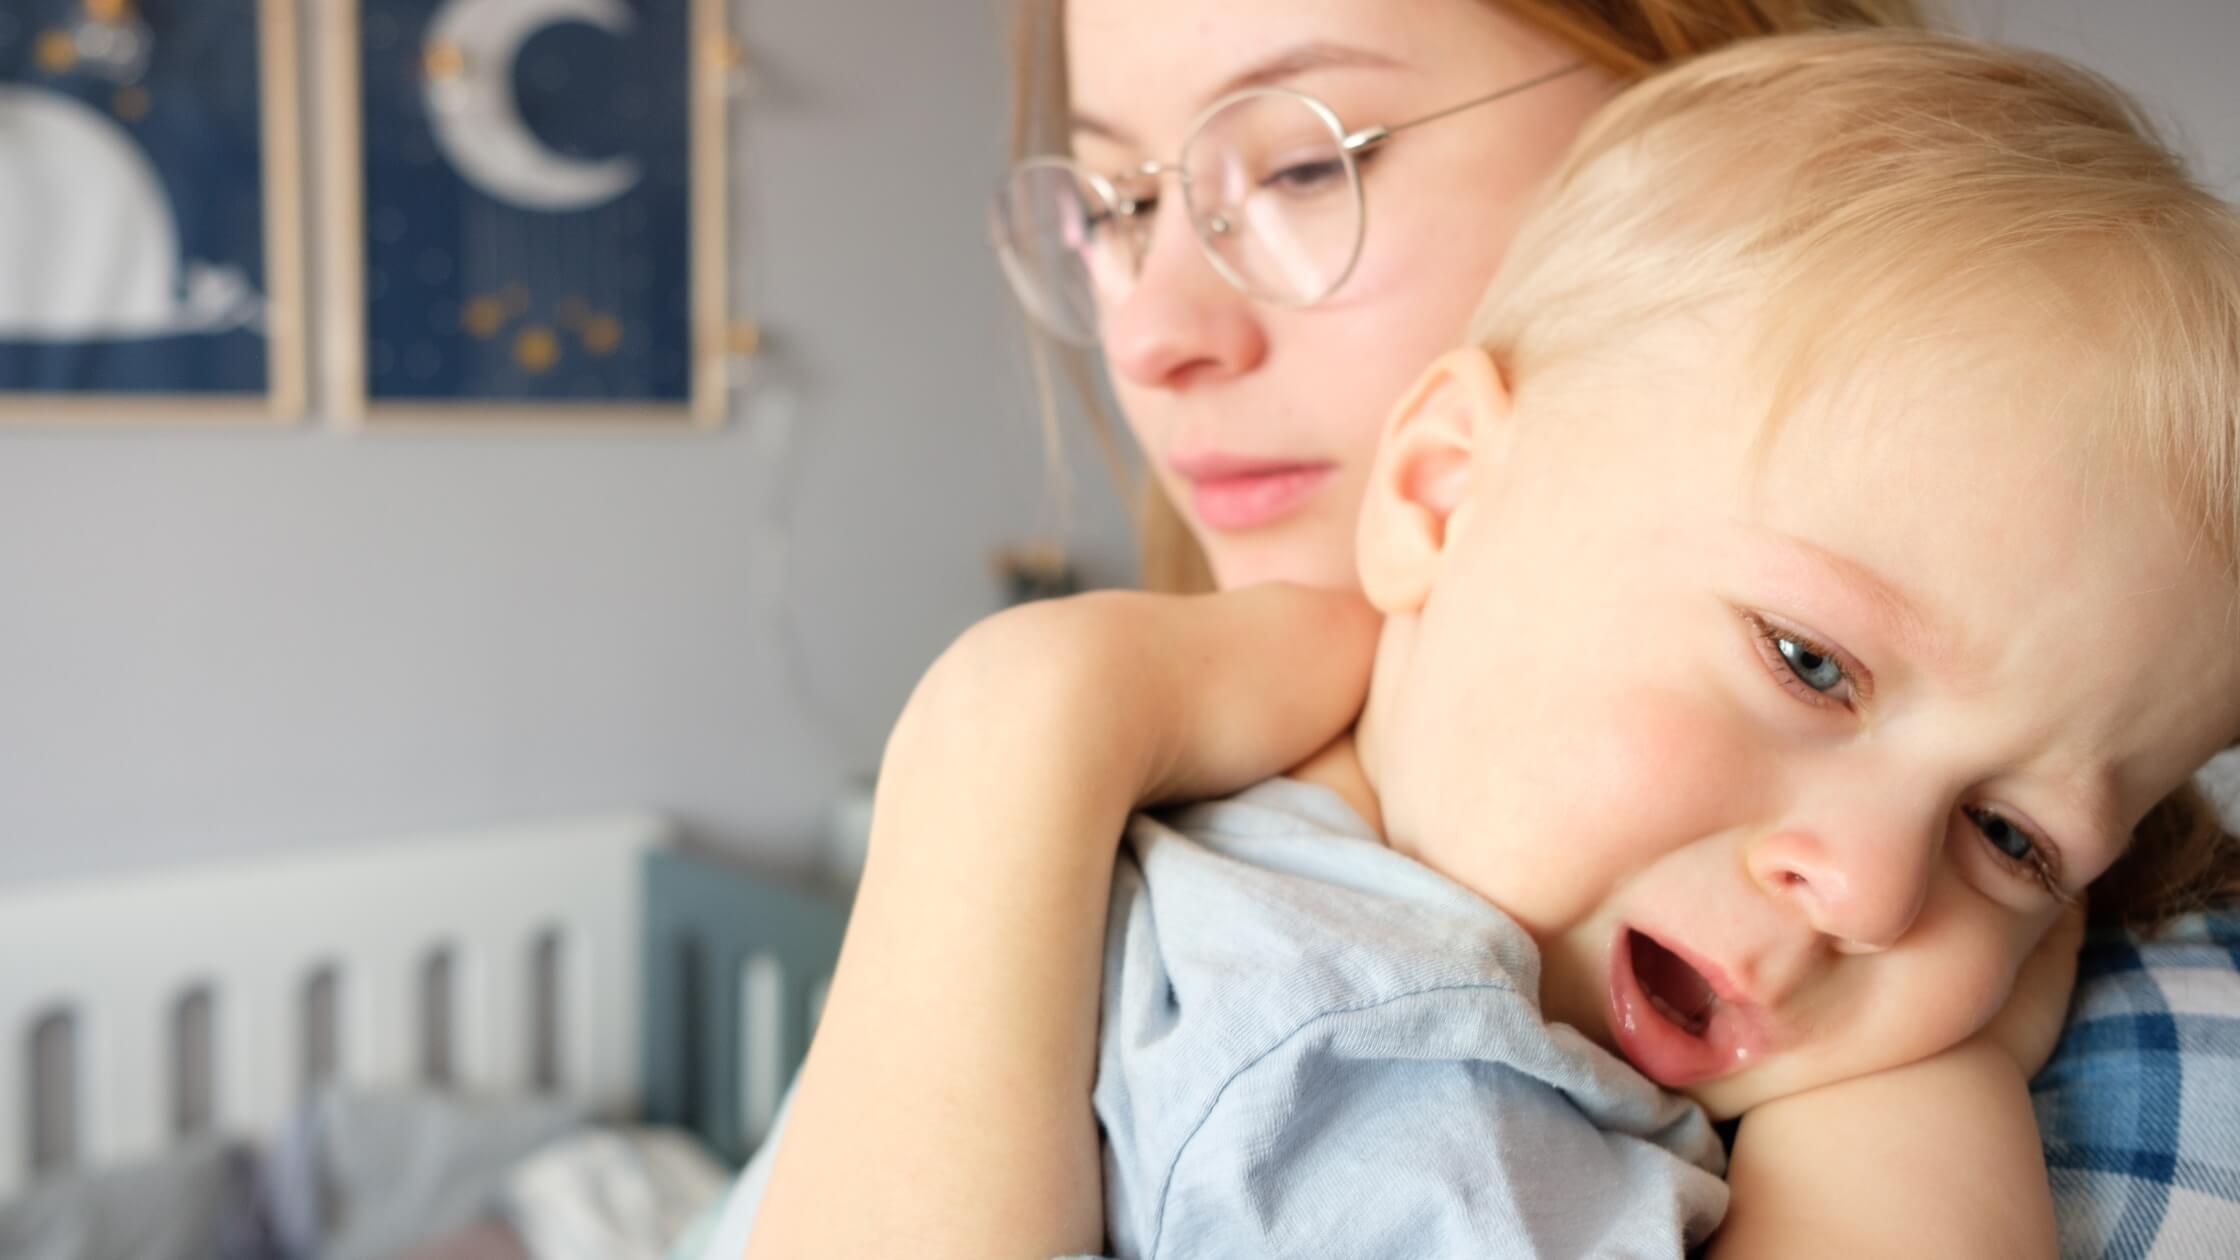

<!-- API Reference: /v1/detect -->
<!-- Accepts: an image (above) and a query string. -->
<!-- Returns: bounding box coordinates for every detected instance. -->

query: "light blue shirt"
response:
[700,777,1727,1259]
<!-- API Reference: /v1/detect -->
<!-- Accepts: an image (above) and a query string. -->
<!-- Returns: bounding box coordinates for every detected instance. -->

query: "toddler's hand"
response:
[901,583,1382,811]
[1982,904,2086,1079]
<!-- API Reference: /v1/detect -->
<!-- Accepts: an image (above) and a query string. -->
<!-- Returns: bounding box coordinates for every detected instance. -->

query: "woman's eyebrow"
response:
[1070,40,1406,146]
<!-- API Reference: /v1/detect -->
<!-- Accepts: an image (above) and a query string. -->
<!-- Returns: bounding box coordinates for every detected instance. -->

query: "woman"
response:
[744,1,2227,1255]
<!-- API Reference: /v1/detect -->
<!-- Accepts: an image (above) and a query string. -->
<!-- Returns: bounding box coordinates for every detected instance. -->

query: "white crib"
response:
[0,812,847,1198]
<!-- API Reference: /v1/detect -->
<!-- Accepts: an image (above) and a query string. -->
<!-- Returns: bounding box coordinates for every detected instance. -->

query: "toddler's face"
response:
[1357,324,2240,1117]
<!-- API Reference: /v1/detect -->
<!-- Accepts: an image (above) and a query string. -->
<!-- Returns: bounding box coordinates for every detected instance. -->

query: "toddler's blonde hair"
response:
[1468,30,2240,925]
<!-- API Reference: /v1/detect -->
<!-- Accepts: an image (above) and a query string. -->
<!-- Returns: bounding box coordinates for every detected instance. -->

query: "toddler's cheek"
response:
[1847,912,2021,1076]
[1926,890,2032,1019]
[1555,684,1773,851]
[1934,954,2016,1050]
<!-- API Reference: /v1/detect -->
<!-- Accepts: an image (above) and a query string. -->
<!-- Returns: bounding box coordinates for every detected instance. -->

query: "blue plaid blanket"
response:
[2036,910,2240,1258]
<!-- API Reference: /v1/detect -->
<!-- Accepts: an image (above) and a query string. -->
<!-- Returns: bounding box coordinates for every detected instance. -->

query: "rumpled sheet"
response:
[0,1134,276,1260]
[262,1087,586,1260]
[2035,909,2240,1259]
[503,1127,728,1260]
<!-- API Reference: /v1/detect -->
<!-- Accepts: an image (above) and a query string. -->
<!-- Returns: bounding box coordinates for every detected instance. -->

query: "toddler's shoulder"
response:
[1094,778,1726,1257]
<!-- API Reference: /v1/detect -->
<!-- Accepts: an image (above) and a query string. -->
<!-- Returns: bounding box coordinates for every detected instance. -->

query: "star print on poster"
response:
[0,0,305,418]
[332,0,727,423]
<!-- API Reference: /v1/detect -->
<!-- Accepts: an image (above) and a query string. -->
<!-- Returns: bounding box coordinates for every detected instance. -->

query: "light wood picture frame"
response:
[0,0,307,423]
[323,0,730,427]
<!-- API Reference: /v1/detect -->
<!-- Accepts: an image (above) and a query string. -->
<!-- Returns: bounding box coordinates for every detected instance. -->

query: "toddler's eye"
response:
[1976,811,2032,862]
[1963,806,2071,902]
[1743,612,1863,710]
[1777,637,1844,694]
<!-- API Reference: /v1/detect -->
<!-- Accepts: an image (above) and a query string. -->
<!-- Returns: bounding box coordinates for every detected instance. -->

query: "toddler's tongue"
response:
[1631,931,1718,1036]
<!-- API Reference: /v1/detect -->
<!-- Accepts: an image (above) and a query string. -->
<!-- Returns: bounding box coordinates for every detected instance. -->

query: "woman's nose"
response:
[1746,808,1943,953]
[1098,202,1267,391]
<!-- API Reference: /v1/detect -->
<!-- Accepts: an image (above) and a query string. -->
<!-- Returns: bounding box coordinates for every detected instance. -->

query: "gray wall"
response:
[0,2,1133,885]
[1,2,2232,886]
[1956,0,2237,199]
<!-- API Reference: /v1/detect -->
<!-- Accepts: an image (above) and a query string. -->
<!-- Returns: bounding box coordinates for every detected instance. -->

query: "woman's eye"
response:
[1262,157,1347,194]
[1100,195,1155,230]
[1963,806,2068,899]
[1073,198,1153,256]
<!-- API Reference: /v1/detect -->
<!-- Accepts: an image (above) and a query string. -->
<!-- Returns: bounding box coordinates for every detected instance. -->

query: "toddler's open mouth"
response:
[1606,926,1770,1088]
[1632,931,1718,1035]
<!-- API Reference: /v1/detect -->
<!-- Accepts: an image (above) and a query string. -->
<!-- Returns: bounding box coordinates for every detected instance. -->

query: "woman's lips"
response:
[1606,926,1773,1088]
[1170,455,1335,532]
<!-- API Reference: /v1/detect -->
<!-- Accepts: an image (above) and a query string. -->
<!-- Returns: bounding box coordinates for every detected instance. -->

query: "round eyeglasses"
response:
[988,62,1586,347]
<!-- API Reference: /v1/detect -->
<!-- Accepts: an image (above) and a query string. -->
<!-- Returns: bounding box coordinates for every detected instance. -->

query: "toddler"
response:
[727,29,2240,1258]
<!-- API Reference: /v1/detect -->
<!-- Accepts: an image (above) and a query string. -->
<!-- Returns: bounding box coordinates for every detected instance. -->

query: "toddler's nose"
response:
[1746,813,1940,953]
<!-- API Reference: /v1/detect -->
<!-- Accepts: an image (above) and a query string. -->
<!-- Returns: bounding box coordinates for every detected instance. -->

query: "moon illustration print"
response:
[424,0,643,213]
[334,0,726,424]
[0,0,305,419]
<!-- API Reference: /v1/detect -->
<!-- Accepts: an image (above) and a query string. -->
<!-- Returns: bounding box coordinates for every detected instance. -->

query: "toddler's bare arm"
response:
[1712,1042,2052,1257]
[746,586,1377,1260]
[1708,910,2080,1258]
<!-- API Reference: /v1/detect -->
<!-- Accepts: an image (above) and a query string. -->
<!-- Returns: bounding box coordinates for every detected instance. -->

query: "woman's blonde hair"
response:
[1464,30,2240,926]
[1006,0,1931,595]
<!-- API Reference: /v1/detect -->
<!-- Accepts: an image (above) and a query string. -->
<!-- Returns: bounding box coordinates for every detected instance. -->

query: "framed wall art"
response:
[0,0,307,421]
[323,0,730,425]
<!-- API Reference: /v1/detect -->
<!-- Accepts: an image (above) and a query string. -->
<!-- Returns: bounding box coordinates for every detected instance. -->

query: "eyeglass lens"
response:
[990,88,1363,346]
[1182,92,1361,309]
[990,162,1108,345]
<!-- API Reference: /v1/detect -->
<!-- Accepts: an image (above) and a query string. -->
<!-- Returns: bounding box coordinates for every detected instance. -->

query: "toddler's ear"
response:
[1356,347,1511,614]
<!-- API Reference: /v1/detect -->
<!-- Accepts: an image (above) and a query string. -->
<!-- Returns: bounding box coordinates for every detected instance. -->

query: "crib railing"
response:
[0,814,661,1196]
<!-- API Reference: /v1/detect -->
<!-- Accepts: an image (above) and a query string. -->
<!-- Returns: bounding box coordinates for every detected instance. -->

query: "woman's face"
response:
[1064,0,1617,590]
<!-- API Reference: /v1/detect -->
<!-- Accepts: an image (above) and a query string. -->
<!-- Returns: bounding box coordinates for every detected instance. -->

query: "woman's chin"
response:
[1203,536,1364,594]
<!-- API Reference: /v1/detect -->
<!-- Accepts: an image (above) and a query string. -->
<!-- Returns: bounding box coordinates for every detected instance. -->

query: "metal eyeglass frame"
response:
[993,61,1586,342]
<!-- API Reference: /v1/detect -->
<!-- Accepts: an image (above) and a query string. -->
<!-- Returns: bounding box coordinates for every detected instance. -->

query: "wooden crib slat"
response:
[569,932,607,1101]
[225,972,293,1139]
[81,998,164,1170]
[0,1001,28,1189]
[455,934,511,1094]
[369,946,423,1088]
